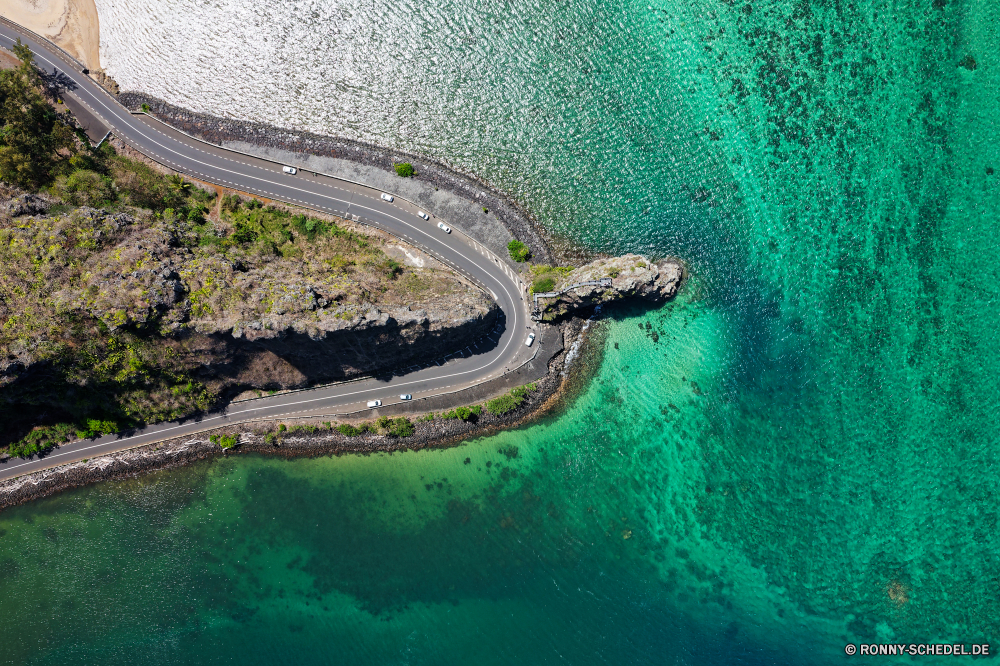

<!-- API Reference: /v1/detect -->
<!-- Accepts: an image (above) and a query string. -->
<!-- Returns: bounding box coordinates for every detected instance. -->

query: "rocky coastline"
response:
[0,318,593,511]
[0,90,685,511]
[118,92,554,265]
[533,254,685,322]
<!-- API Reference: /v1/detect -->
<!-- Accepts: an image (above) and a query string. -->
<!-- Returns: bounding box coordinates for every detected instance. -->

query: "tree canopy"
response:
[0,39,78,189]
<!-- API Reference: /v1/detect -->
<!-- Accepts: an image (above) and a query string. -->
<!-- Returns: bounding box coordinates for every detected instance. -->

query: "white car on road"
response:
[282,166,297,175]
[366,399,382,408]
[381,193,394,202]
[437,222,452,234]
[400,394,412,400]
[418,211,430,220]
[525,333,536,347]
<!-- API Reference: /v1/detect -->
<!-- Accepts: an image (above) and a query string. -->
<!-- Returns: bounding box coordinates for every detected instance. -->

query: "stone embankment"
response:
[534,254,684,322]
[118,93,552,267]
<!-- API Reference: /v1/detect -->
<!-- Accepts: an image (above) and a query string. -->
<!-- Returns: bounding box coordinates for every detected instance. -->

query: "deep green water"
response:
[3,0,1000,663]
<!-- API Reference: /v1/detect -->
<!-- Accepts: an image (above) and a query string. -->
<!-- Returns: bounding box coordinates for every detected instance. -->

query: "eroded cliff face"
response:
[164,292,498,391]
[533,254,684,322]
[0,188,496,428]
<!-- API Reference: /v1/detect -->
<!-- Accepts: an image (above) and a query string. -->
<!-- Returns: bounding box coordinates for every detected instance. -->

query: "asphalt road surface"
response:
[0,18,538,481]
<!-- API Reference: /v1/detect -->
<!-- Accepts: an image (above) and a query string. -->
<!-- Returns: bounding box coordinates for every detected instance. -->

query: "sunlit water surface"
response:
[3,0,1000,663]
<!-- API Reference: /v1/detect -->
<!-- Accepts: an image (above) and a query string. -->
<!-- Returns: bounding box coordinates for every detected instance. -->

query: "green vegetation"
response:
[528,264,574,294]
[336,416,415,437]
[0,40,79,190]
[336,423,364,437]
[6,423,75,458]
[383,416,415,437]
[507,239,530,262]
[5,417,124,458]
[530,277,555,294]
[485,383,538,415]
[141,103,151,113]
[441,405,482,421]
[76,419,120,439]
[0,45,471,459]
[209,434,239,449]
[393,162,415,177]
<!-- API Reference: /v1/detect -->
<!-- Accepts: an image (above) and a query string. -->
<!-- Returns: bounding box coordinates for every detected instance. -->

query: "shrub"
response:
[389,417,415,437]
[221,194,242,213]
[76,419,120,439]
[167,174,192,194]
[52,170,115,206]
[442,405,481,422]
[232,220,258,244]
[394,162,415,177]
[278,424,287,432]
[486,384,538,415]
[507,239,530,262]
[141,103,151,113]
[6,423,76,459]
[107,153,187,211]
[209,434,238,449]
[530,277,555,294]
[337,423,364,437]
[485,393,519,415]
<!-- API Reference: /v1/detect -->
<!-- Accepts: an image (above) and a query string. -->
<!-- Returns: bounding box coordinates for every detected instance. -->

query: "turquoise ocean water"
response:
[2,0,1000,663]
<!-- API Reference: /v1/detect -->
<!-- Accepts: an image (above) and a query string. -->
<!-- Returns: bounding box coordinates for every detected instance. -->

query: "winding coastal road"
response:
[0,18,538,481]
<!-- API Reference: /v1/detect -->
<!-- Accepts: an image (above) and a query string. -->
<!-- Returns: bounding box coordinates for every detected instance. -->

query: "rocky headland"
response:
[530,254,684,322]
[0,59,685,506]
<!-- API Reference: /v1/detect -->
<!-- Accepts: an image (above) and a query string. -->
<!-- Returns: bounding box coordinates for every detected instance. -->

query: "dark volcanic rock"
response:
[536,254,684,322]
[1,193,51,218]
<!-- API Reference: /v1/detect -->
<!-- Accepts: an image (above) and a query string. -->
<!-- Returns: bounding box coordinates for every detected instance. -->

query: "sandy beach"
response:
[2,0,100,69]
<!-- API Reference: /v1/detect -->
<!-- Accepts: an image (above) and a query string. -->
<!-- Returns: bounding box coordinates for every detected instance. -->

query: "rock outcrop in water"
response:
[532,254,684,322]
